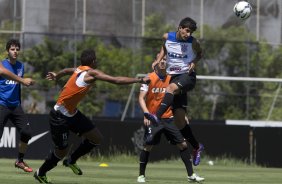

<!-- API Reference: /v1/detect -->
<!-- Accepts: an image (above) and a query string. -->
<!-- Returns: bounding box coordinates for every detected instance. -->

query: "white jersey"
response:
[165,32,196,74]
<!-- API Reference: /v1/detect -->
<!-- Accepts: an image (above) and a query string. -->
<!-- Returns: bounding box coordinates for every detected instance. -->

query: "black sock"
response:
[179,148,193,176]
[180,125,199,150]
[38,151,61,176]
[139,150,150,176]
[17,152,24,162]
[156,93,174,119]
[70,139,96,164]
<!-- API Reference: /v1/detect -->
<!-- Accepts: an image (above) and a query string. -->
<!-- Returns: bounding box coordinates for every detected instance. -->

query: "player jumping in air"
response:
[144,17,204,166]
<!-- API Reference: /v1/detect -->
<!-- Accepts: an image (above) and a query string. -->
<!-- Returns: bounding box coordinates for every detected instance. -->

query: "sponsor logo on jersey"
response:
[5,80,18,84]
[169,67,182,72]
[181,44,188,52]
[167,52,187,59]
[151,87,166,93]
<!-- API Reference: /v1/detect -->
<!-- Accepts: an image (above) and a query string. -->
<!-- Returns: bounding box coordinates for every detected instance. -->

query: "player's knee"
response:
[174,118,186,129]
[85,139,100,148]
[84,128,103,145]
[88,134,103,145]
[54,148,68,159]
[167,83,178,93]
[177,141,187,150]
[19,128,32,143]
[144,145,153,152]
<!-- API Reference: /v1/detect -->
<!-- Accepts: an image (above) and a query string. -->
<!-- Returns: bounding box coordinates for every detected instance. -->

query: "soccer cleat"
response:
[144,112,160,125]
[15,160,33,172]
[193,143,204,166]
[34,170,53,183]
[188,173,205,182]
[63,159,83,175]
[137,175,146,183]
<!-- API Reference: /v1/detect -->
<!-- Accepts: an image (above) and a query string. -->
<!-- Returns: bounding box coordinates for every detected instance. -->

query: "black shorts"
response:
[0,105,31,138]
[170,72,196,92]
[49,109,95,149]
[144,118,184,145]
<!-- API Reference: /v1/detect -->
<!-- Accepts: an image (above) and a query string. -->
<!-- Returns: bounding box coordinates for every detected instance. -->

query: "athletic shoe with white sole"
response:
[137,175,146,183]
[188,173,205,182]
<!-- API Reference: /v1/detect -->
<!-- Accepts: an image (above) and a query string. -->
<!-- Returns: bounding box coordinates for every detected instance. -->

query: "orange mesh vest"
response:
[56,66,92,114]
[146,72,173,118]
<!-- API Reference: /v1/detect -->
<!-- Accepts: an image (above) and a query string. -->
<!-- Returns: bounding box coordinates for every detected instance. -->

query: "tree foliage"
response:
[22,36,154,117]
[190,25,282,120]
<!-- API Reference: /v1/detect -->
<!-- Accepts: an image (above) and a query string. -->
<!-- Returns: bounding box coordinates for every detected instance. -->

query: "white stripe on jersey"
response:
[75,71,89,87]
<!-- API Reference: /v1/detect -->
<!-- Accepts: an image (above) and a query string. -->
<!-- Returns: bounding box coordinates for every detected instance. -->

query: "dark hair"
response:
[80,49,96,66]
[6,39,21,51]
[179,17,197,31]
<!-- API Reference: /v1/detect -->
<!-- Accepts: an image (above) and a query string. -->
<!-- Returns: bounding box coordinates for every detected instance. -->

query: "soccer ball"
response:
[233,1,252,20]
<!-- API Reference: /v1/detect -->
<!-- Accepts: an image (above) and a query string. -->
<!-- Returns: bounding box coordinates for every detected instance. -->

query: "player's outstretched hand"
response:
[46,72,57,81]
[22,78,35,86]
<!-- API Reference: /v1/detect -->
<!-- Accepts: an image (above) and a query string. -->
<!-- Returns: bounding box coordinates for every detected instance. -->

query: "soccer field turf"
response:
[1,158,282,184]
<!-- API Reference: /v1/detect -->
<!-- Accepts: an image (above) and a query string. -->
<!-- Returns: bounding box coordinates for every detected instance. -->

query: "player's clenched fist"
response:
[22,78,35,86]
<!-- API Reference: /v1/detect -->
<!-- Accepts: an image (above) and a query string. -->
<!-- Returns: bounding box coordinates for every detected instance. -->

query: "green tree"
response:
[191,25,282,120]
[144,13,174,38]
[142,13,174,64]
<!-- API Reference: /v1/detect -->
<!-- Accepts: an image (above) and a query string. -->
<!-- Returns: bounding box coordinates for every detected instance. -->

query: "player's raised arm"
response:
[46,68,76,81]
[152,33,168,69]
[84,69,150,85]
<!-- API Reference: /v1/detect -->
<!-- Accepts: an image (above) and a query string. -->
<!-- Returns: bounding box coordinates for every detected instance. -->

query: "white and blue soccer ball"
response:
[233,1,252,20]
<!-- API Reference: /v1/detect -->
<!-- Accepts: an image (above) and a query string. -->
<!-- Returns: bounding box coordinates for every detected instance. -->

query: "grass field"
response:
[1,156,282,184]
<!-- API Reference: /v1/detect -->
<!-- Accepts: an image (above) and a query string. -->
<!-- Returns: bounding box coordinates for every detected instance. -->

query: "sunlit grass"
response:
[1,155,282,184]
